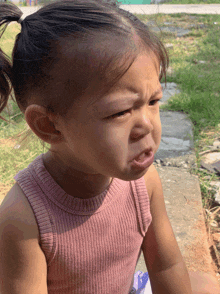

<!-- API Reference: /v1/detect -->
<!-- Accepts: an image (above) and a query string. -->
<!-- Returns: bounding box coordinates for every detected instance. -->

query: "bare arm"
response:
[0,183,48,294]
[142,165,192,294]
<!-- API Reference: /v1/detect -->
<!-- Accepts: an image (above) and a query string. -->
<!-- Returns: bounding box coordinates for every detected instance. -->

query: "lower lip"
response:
[131,151,154,171]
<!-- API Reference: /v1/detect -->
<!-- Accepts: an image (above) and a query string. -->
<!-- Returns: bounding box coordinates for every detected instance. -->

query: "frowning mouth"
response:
[131,148,153,162]
[130,149,154,171]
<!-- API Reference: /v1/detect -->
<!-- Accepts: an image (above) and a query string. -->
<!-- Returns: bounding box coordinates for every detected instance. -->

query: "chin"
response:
[118,169,149,182]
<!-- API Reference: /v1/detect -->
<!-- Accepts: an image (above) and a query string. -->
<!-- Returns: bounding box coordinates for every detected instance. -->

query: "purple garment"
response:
[130,271,151,294]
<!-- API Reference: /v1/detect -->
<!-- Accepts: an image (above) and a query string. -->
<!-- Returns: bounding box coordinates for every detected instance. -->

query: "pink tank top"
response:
[14,154,152,294]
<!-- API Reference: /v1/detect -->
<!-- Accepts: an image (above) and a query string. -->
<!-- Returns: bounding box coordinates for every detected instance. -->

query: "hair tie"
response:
[18,15,25,24]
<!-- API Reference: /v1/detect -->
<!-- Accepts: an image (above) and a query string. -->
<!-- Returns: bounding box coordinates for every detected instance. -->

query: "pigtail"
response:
[0,3,22,121]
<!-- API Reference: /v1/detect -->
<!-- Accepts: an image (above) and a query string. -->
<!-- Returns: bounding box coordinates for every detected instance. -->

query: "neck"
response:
[43,151,113,199]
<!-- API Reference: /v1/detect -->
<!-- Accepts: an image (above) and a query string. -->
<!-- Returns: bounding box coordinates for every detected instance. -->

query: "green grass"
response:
[0,113,50,186]
[136,13,220,141]
[0,124,47,184]
[0,12,220,208]
[161,20,220,139]
[0,23,20,58]
[0,22,50,186]
[141,12,220,207]
[0,23,50,186]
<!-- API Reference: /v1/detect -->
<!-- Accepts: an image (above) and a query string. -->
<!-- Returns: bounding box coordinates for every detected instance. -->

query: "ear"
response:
[24,104,64,144]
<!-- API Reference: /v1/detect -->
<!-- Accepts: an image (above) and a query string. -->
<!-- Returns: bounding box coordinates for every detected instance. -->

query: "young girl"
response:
[0,1,219,293]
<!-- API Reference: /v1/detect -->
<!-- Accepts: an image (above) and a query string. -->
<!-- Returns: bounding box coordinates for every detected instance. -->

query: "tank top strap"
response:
[130,176,152,237]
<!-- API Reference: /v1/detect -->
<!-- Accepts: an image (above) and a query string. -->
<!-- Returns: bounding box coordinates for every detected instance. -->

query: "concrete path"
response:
[19,4,220,18]
[120,4,220,15]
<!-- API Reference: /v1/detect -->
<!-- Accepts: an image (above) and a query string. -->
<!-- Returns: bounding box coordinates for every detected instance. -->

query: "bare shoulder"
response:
[0,183,48,293]
[0,182,40,242]
[143,163,162,202]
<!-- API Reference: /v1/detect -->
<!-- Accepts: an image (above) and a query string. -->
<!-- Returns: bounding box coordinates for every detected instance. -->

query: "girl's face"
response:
[54,53,162,181]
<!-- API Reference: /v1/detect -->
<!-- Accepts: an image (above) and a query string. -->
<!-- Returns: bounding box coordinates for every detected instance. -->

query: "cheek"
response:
[92,125,130,158]
[153,117,162,146]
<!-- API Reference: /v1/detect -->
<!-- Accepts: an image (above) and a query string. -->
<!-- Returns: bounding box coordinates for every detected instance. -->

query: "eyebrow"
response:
[105,85,163,107]
[91,85,163,116]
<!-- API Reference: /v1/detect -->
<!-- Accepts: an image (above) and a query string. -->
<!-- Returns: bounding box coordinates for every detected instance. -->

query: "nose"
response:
[130,108,154,140]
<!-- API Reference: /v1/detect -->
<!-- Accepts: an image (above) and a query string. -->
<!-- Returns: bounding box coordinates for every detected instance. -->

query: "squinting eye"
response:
[149,99,160,106]
[110,109,130,119]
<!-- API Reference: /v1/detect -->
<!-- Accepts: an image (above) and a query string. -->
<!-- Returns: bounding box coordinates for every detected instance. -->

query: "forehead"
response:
[50,32,136,102]
[115,52,160,89]
[88,52,161,108]
[57,52,161,124]
[51,34,160,121]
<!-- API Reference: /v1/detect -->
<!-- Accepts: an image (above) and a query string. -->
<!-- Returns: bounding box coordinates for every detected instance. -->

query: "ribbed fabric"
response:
[14,154,152,294]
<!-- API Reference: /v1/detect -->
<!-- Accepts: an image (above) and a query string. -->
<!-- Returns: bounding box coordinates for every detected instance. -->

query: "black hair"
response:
[0,0,169,128]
